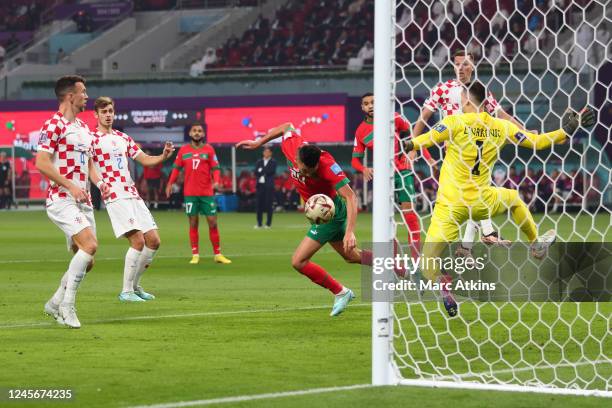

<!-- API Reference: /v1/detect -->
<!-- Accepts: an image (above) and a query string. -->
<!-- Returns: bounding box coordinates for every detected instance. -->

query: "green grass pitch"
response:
[0,210,609,407]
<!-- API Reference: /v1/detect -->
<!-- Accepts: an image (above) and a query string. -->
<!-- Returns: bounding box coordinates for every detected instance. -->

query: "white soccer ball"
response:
[304,194,335,225]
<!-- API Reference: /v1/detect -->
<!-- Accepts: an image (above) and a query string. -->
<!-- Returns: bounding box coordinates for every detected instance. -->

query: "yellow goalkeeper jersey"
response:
[411,111,567,206]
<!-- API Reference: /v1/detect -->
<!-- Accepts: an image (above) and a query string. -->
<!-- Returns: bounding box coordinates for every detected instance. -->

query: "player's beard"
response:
[190,136,203,146]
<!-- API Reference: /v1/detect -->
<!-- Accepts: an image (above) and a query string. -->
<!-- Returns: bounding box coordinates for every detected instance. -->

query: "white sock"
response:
[480,219,495,236]
[462,220,478,249]
[123,247,142,293]
[134,246,157,290]
[61,250,93,305]
[51,270,70,305]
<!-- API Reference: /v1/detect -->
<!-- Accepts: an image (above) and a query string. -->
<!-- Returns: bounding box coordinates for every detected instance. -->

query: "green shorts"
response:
[306,195,347,244]
[184,196,217,217]
[394,170,416,203]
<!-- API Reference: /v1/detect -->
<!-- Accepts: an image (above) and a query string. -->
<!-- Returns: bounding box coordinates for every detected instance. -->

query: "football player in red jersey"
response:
[353,92,437,260]
[166,123,231,265]
[237,123,374,316]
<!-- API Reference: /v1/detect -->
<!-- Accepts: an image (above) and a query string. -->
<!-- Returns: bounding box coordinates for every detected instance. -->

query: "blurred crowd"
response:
[204,0,373,69]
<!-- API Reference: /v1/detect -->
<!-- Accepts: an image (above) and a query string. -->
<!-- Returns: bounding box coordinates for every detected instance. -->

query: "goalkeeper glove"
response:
[562,106,596,135]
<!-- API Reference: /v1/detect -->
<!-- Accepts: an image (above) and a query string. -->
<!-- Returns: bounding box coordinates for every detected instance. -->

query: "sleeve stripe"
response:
[334,177,350,190]
[352,152,365,158]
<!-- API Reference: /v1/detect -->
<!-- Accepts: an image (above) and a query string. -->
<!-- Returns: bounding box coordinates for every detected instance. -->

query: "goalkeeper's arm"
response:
[403,122,450,152]
[511,106,595,149]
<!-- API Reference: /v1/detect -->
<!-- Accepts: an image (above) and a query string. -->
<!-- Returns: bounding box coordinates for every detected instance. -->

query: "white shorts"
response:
[106,198,157,238]
[46,200,96,251]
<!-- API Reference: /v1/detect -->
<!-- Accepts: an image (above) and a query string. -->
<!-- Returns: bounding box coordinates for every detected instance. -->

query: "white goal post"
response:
[372,0,611,397]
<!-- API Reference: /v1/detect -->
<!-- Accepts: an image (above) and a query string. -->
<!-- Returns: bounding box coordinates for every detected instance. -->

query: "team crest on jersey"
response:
[433,123,447,133]
[290,167,306,184]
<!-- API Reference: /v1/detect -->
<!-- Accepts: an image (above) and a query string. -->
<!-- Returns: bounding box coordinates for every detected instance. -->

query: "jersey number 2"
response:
[471,141,484,176]
[192,159,200,169]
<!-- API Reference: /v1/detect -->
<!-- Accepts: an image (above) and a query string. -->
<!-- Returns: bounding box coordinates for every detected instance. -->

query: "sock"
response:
[480,219,495,236]
[462,220,478,249]
[134,246,157,290]
[123,247,141,293]
[403,211,421,260]
[62,250,93,305]
[209,225,220,255]
[298,261,343,294]
[189,227,199,255]
[512,200,538,243]
[360,249,372,266]
[51,270,70,305]
[438,274,453,297]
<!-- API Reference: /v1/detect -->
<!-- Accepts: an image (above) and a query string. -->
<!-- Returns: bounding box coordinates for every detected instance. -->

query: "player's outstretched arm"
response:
[235,122,294,150]
[136,141,175,167]
[36,151,87,202]
[509,106,595,150]
[404,120,451,152]
[337,184,358,253]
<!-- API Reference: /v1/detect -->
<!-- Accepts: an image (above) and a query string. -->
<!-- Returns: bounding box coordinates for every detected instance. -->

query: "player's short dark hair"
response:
[361,92,373,101]
[189,122,205,131]
[55,75,85,101]
[94,96,114,112]
[298,144,321,168]
[453,50,474,60]
[467,81,487,106]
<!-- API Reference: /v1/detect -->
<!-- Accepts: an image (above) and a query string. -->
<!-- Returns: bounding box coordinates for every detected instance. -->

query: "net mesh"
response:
[389,0,611,392]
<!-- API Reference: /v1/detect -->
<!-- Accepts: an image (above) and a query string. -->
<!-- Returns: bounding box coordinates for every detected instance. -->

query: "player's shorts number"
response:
[79,152,86,165]
[192,159,200,169]
[116,157,123,169]
[471,140,484,176]
[185,202,193,214]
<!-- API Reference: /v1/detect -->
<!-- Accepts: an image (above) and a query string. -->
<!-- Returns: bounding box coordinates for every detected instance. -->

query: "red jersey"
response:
[172,143,219,196]
[281,130,349,201]
[352,113,431,172]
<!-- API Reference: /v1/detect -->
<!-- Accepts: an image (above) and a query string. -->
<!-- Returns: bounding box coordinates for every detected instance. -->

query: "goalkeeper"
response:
[404,81,595,317]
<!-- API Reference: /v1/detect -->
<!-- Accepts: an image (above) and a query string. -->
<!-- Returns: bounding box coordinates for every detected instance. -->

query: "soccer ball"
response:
[304,194,335,225]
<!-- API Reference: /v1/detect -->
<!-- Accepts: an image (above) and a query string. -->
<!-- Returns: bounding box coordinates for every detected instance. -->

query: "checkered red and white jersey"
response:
[37,111,94,206]
[92,129,142,203]
[423,79,500,117]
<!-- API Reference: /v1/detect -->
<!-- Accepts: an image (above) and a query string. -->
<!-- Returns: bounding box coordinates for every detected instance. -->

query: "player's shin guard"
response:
[134,246,157,289]
[298,261,343,294]
[208,226,220,255]
[51,270,70,305]
[461,220,478,250]
[402,210,421,260]
[189,227,199,255]
[511,200,538,242]
[62,250,92,305]
[123,247,141,293]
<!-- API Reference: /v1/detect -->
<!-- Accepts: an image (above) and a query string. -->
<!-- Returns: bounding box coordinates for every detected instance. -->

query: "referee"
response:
[254,146,276,228]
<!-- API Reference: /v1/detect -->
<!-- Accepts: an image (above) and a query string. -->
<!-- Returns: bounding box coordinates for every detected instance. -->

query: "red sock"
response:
[189,227,199,255]
[361,250,372,266]
[209,226,220,255]
[403,211,421,259]
[298,261,343,294]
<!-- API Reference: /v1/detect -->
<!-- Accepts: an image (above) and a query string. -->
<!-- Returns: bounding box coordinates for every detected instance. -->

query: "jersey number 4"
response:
[471,141,484,176]
[192,159,200,169]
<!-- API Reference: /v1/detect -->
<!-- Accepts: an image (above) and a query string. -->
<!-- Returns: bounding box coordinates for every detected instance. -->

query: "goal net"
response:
[372,0,611,397]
